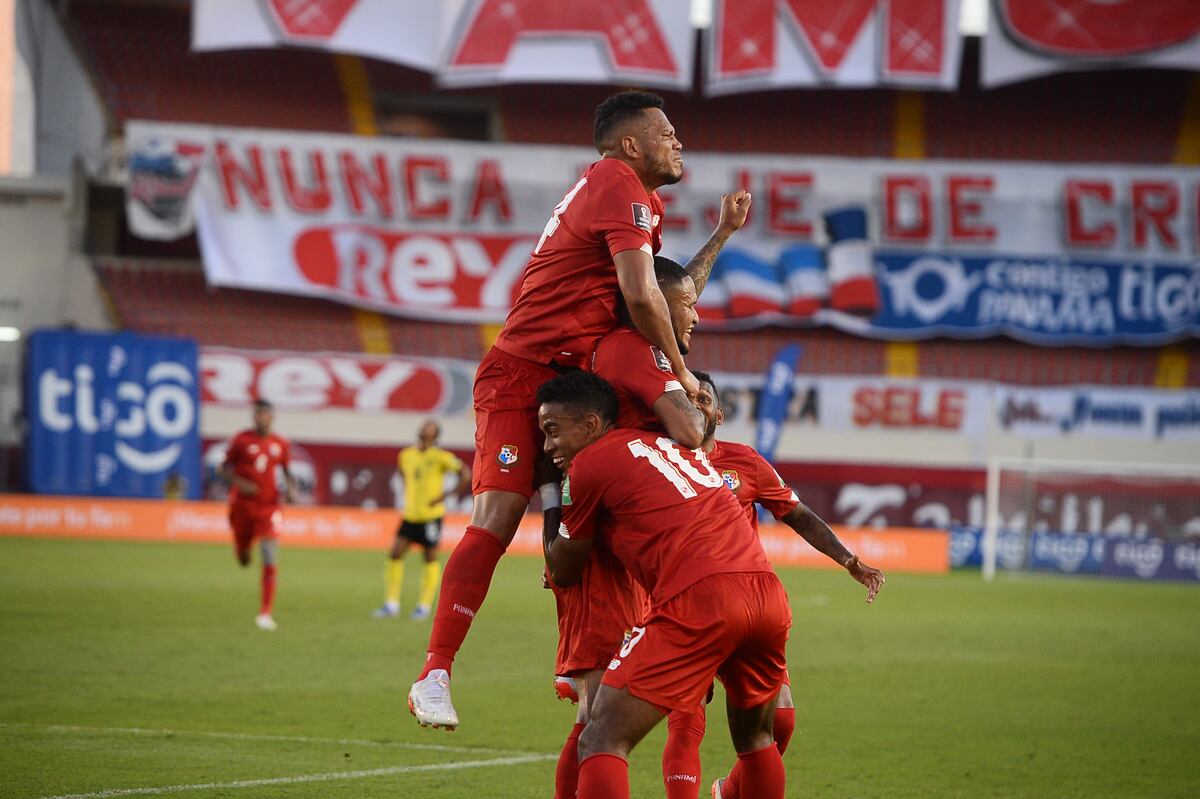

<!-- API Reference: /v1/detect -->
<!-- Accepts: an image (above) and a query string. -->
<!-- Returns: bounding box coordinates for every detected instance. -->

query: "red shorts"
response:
[554,548,649,676]
[602,571,791,714]
[472,347,562,498]
[229,502,281,551]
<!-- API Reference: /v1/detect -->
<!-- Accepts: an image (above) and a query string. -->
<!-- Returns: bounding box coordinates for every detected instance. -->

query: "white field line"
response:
[0,722,529,756]
[34,753,557,799]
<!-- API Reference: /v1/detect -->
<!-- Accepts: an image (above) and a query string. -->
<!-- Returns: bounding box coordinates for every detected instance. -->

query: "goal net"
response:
[982,458,1200,580]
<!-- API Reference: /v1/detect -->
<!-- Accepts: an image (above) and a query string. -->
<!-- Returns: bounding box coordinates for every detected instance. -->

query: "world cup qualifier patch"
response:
[497,444,519,467]
[650,346,672,372]
[721,469,741,491]
[631,202,652,231]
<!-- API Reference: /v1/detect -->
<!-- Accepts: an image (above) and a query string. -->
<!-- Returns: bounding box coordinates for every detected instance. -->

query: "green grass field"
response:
[1,535,1198,799]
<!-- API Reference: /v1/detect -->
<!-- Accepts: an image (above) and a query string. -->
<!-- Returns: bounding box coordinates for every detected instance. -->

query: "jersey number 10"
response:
[627,437,723,499]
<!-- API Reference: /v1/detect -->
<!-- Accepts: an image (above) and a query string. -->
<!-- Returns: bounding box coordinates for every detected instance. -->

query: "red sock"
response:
[663,707,706,799]
[259,565,277,615]
[577,753,629,799]
[773,707,796,755]
[554,722,586,799]
[729,744,784,799]
[419,526,506,679]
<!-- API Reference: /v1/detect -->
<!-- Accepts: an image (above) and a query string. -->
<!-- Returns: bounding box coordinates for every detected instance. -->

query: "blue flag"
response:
[755,343,802,463]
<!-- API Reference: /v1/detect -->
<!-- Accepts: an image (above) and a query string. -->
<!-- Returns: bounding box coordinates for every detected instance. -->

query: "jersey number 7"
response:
[534,177,588,255]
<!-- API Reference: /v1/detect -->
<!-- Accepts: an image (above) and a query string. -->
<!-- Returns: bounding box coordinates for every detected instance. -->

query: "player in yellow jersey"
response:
[374,420,471,620]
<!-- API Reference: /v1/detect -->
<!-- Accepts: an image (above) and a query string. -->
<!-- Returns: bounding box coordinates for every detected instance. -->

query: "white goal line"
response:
[0,721,529,756]
[35,754,558,799]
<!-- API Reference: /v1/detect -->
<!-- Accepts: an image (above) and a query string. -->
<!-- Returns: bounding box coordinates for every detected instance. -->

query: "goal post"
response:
[982,458,1200,581]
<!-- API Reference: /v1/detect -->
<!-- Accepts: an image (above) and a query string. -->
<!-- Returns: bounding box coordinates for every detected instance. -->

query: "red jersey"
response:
[591,327,682,432]
[708,439,801,531]
[224,430,290,507]
[493,159,664,370]
[560,429,773,607]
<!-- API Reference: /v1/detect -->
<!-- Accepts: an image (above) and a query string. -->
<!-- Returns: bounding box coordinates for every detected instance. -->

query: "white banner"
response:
[706,0,962,93]
[191,0,696,90]
[983,0,1200,87]
[710,373,988,437]
[125,120,1200,343]
[994,385,1200,440]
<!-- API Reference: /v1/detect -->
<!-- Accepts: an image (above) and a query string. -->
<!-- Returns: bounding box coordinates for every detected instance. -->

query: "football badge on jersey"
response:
[497,444,520,467]
[721,469,741,491]
[631,202,652,231]
[650,346,672,372]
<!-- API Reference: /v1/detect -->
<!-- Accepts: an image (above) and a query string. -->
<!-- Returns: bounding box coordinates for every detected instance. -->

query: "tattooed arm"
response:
[780,502,886,603]
[685,190,752,296]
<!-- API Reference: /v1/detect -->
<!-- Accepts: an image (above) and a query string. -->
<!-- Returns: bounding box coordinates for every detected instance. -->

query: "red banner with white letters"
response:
[192,0,697,91]
[983,0,1200,87]
[706,0,962,93]
[198,348,475,413]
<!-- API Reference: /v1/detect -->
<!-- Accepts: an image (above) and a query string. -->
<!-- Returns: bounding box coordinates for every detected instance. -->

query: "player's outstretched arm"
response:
[615,249,699,398]
[651,390,705,450]
[780,503,885,603]
[685,190,752,296]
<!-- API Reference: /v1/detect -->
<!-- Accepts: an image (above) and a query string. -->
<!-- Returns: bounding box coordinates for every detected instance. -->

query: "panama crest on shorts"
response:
[497,444,520,469]
[721,469,741,491]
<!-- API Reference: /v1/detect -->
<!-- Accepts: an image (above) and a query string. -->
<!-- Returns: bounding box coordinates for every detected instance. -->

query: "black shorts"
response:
[398,518,443,547]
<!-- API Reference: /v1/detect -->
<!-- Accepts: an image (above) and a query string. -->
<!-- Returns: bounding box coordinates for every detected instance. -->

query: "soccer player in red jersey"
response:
[539,372,791,799]
[408,90,751,729]
[221,399,295,632]
[548,255,706,798]
[688,369,884,799]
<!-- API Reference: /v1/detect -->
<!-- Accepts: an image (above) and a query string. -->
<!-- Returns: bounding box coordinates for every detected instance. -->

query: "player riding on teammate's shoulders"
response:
[407,89,751,732]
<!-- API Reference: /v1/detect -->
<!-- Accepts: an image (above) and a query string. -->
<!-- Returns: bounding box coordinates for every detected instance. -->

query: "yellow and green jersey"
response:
[399,445,463,523]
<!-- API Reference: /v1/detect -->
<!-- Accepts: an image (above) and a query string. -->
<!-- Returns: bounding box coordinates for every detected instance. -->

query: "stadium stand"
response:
[67,1,1198,389]
[69,0,350,132]
[94,258,482,359]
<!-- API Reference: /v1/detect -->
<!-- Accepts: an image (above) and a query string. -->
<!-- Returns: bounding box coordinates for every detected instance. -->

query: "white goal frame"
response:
[982,457,1200,581]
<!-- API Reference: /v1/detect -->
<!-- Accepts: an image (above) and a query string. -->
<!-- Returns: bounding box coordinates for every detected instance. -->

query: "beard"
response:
[703,418,717,441]
[651,152,683,185]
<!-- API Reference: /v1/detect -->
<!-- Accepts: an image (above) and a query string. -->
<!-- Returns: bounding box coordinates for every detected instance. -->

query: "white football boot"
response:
[408,669,458,730]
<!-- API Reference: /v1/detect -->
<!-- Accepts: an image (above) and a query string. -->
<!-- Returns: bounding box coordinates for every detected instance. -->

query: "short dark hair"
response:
[693,370,719,406]
[253,399,273,411]
[653,256,689,290]
[537,371,619,425]
[593,90,664,152]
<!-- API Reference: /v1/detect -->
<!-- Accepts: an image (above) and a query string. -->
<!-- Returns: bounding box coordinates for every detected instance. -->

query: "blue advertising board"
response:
[25,329,201,498]
[1102,537,1200,583]
[870,253,1200,347]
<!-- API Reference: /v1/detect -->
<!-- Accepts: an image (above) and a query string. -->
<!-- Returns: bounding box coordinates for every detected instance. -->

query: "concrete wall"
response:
[0,174,110,446]
[15,0,110,177]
